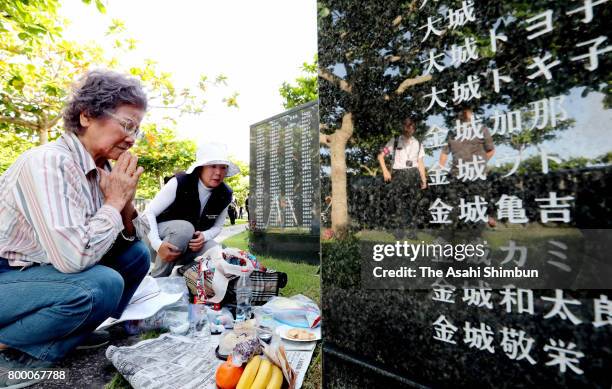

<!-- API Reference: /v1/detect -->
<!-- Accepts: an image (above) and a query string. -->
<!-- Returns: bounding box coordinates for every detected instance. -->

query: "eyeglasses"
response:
[103,110,141,139]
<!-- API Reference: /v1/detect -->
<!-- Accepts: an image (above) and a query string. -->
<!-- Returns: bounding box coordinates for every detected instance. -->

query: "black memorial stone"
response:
[249,101,320,262]
[319,0,612,387]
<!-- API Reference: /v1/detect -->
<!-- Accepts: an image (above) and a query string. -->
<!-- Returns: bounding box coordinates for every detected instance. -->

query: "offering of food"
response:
[215,356,244,389]
[218,329,257,357]
[236,355,284,389]
[286,328,316,341]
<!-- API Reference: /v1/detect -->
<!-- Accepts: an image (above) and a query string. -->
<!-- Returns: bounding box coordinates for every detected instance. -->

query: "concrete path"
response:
[215,223,248,243]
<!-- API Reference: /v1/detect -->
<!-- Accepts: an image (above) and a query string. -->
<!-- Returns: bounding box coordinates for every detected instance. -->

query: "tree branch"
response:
[360,164,379,177]
[337,112,354,141]
[395,74,432,95]
[319,68,352,93]
[319,133,331,145]
[0,116,39,131]
[43,114,61,129]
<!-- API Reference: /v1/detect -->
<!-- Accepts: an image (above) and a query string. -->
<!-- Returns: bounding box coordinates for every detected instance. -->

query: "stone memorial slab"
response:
[319,0,611,387]
[249,101,320,261]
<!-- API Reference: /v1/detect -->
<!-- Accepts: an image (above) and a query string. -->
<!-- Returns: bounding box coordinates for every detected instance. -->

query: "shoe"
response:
[75,330,110,350]
[0,349,54,389]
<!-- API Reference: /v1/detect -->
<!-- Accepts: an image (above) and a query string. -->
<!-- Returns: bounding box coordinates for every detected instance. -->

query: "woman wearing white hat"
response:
[144,142,240,277]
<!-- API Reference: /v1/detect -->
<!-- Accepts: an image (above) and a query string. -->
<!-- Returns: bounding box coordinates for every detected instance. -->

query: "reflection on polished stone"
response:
[319,0,611,387]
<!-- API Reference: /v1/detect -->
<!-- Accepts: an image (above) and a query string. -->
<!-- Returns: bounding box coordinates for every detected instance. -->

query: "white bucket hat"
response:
[186,142,240,177]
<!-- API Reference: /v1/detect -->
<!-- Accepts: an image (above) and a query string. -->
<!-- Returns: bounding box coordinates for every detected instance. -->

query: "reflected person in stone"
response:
[144,143,239,277]
[438,108,495,177]
[377,117,428,237]
[439,107,496,229]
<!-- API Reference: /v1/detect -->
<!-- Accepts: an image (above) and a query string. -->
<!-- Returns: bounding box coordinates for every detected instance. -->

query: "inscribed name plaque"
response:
[319,0,611,388]
[249,101,320,261]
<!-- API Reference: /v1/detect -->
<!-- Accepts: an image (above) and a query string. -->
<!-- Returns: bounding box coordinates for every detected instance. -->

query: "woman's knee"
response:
[162,220,195,248]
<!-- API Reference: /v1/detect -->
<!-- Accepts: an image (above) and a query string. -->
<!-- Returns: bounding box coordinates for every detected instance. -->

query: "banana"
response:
[236,355,261,389]
[265,364,283,389]
[249,358,273,389]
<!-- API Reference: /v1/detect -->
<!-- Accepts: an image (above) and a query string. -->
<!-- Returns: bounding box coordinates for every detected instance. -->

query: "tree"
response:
[0,12,239,145]
[0,0,106,143]
[225,159,249,206]
[132,123,196,198]
[279,55,318,109]
[0,132,35,173]
[0,0,105,44]
[318,0,609,234]
[0,35,106,143]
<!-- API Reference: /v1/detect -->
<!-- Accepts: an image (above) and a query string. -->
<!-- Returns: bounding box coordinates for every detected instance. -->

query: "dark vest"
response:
[156,171,233,232]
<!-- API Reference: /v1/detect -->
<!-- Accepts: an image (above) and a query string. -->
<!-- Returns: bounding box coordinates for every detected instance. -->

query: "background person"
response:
[0,70,150,375]
[228,198,238,225]
[145,143,239,277]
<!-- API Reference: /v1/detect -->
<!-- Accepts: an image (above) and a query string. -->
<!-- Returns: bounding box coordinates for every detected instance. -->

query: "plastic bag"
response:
[152,276,190,335]
[260,294,321,328]
[207,307,234,333]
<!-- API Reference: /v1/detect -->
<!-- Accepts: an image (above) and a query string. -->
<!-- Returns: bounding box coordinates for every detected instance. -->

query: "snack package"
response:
[261,294,321,328]
[262,334,297,389]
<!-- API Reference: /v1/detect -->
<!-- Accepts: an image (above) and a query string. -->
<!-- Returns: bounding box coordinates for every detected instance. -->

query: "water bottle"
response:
[187,302,211,343]
[235,268,252,322]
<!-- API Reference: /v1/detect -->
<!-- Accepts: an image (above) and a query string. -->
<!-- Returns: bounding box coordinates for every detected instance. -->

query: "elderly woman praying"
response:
[0,70,151,382]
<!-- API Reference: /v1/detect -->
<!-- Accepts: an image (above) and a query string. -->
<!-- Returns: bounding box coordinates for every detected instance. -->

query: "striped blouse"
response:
[0,132,149,273]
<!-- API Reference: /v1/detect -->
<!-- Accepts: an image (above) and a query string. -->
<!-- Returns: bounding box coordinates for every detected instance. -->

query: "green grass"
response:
[105,373,130,389]
[223,231,320,304]
[107,230,321,389]
[223,218,248,226]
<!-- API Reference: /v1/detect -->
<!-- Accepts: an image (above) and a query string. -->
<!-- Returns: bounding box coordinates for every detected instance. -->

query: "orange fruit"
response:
[216,356,244,389]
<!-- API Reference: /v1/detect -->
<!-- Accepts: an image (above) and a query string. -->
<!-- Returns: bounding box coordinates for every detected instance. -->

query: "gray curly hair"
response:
[63,70,148,134]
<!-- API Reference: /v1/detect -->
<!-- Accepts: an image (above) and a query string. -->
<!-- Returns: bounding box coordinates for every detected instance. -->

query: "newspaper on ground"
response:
[106,333,315,389]
[97,276,183,331]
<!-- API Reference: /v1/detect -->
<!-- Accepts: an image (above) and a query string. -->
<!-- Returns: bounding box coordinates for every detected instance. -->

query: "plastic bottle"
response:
[187,302,211,343]
[235,267,252,322]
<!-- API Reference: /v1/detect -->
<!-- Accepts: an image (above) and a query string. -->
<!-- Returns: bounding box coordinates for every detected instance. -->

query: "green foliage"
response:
[222,91,240,108]
[132,124,196,198]
[0,2,239,145]
[0,0,66,44]
[279,55,318,109]
[0,0,108,143]
[139,329,167,340]
[0,132,36,173]
[321,233,361,289]
[224,158,249,205]
[0,33,106,142]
